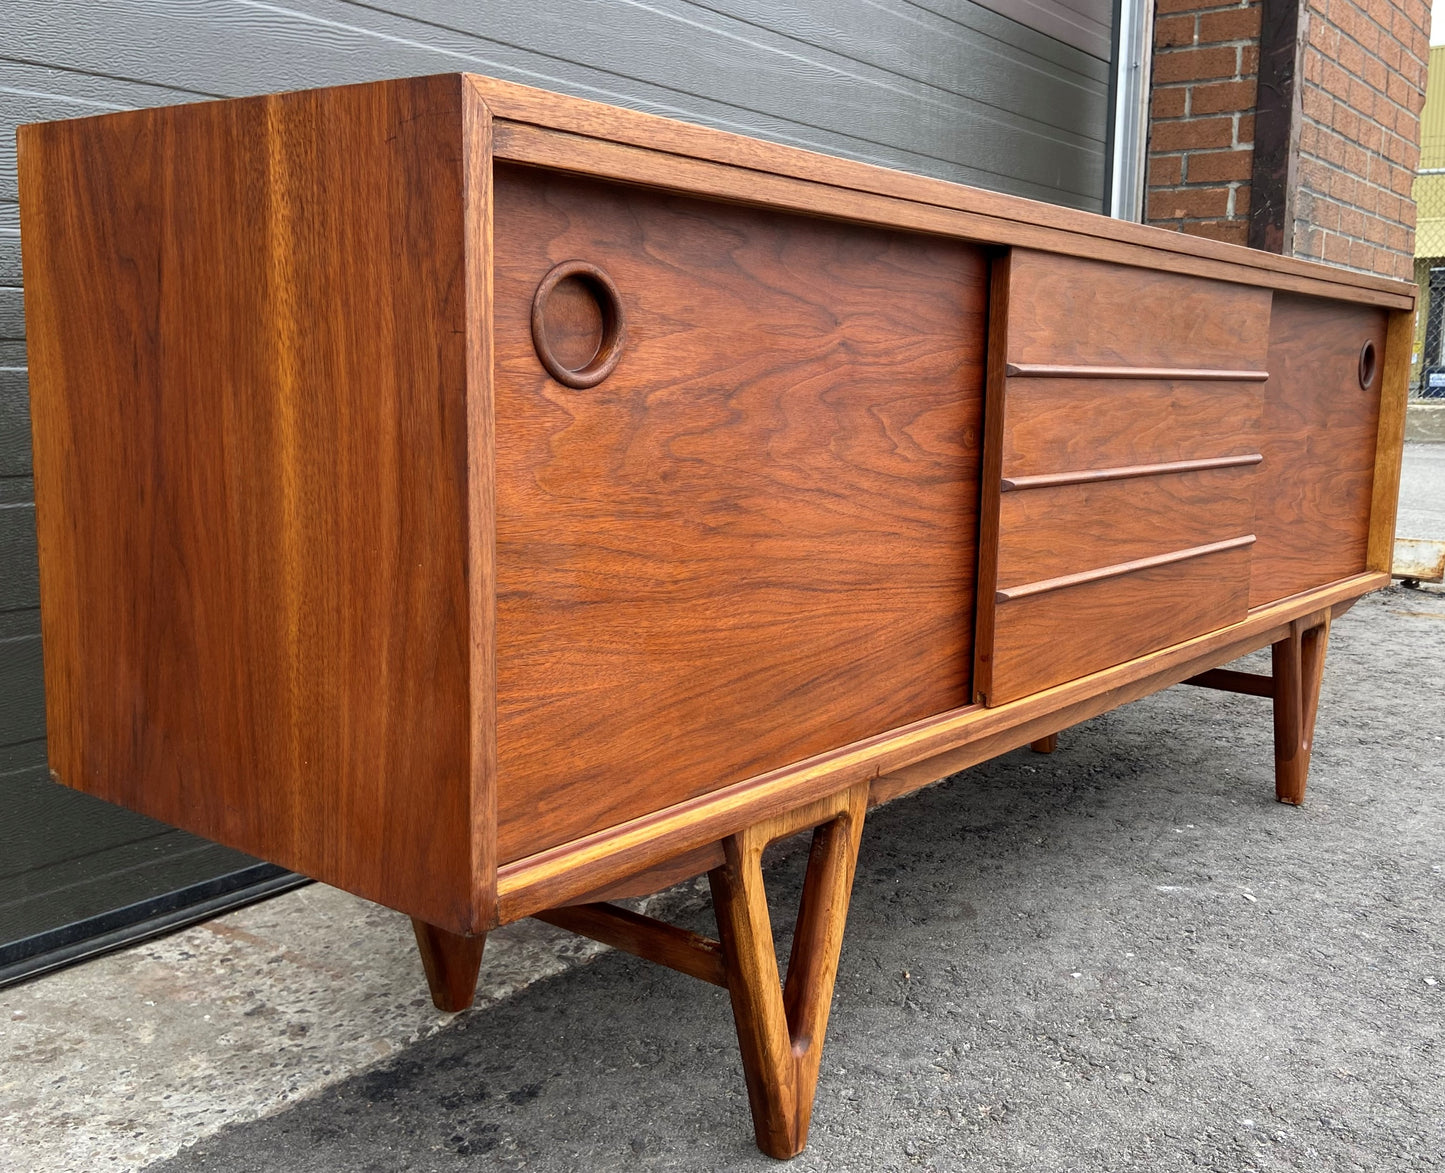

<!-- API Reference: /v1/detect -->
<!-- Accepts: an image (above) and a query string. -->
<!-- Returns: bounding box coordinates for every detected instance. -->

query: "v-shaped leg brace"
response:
[412,782,869,1159]
[709,782,869,1159]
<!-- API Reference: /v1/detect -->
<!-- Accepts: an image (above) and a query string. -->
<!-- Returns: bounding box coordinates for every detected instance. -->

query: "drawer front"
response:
[1000,376,1264,477]
[988,542,1254,703]
[996,465,1261,589]
[1004,249,1272,370]
[976,251,1270,705]
[491,165,989,862]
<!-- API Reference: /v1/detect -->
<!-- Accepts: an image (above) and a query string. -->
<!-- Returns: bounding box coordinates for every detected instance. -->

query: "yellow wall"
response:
[1414,45,1445,258]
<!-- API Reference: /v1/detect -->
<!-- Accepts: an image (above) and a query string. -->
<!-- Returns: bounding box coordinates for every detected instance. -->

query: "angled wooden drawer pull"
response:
[1000,452,1264,492]
[1005,362,1271,381]
[995,534,1258,602]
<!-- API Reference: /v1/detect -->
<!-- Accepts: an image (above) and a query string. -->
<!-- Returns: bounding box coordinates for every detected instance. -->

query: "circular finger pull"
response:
[1358,339,1378,390]
[530,260,626,389]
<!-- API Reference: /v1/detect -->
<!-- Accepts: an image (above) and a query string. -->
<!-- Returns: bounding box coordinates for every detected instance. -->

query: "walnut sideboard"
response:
[17,73,1412,1158]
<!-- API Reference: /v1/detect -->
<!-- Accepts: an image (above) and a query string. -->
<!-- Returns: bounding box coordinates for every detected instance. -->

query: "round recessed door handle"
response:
[530,260,627,389]
[1358,338,1378,390]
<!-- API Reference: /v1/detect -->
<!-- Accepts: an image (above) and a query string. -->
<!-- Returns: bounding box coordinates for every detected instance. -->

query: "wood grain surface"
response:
[491,120,1412,312]
[1271,611,1332,804]
[995,467,1259,589]
[999,377,1266,476]
[1249,294,1387,608]
[975,251,1269,706]
[972,253,1012,709]
[987,543,1253,704]
[495,571,1385,920]
[412,918,488,1012]
[535,902,727,987]
[995,535,1256,602]
[1366,309,1415,573]
[1003,250,1273,369]
[490,165,987,862]
[709,783,868,1158]
[19,75,489,933]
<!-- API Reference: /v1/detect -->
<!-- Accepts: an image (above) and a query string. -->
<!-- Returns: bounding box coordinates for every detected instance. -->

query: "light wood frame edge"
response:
[463,81,499,933]
[1366,308,1414,573]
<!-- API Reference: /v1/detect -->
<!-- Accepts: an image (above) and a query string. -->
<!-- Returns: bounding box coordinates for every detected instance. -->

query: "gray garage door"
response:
[0,0,1116,981]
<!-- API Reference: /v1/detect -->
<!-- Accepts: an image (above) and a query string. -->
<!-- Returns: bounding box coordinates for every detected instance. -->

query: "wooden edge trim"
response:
[466,75,1413,304]
[972,253,1011,706]
[1004,363,1269,381]
[561,841,726,905]
[462,82,499,933]
[488,121,1414,311]
[1180,668,1275,697]
[492,572,1387,923]
[534,903,728,988]
[871,596,1348,807]
[995,535,1258,603]
[1000,453,1264,492]
[1366,309,1414,572]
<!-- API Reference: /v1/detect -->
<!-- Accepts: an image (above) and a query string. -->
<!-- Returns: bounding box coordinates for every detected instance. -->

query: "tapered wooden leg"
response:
[708,783,868,1159]
[1029,733,1058,754]
[411,918,486,1012]
[1271,612,1331,805]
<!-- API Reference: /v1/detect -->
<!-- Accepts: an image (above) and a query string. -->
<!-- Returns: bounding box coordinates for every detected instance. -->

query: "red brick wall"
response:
[1146,0,1261,246]
[1293,0,1429,279]
[1145,0,1429,280]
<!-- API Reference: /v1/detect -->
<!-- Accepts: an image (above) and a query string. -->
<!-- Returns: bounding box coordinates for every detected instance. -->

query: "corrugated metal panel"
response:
[970,0,1113,61]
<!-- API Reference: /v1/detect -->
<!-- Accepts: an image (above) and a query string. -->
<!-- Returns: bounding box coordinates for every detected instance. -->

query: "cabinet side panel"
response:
[492,167,986,861]
[1249,294,1387,609]
[19,77,482,932]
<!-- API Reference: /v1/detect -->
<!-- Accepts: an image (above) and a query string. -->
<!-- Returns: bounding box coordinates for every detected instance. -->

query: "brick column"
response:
[1144,0,1429,281]
[1293,0,1428,278]
[1146,0,1262,245]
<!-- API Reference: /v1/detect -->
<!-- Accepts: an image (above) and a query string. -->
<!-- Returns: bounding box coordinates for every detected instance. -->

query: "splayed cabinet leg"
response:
[412,918,487,1012]
[1271,612,1332,806]
[709,782,868,1159]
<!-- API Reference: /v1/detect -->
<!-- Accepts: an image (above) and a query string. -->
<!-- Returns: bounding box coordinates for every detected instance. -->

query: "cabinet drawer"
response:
[1000,376,1265,478]
[975,252,1269,705]
[986,540,1254,703]
[996,463,1261,589]
[1003,249,1272,371]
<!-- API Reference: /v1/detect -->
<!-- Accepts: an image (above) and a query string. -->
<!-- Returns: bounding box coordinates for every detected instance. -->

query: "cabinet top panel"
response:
[457,73,1413,311]
[17,71,1415,311]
